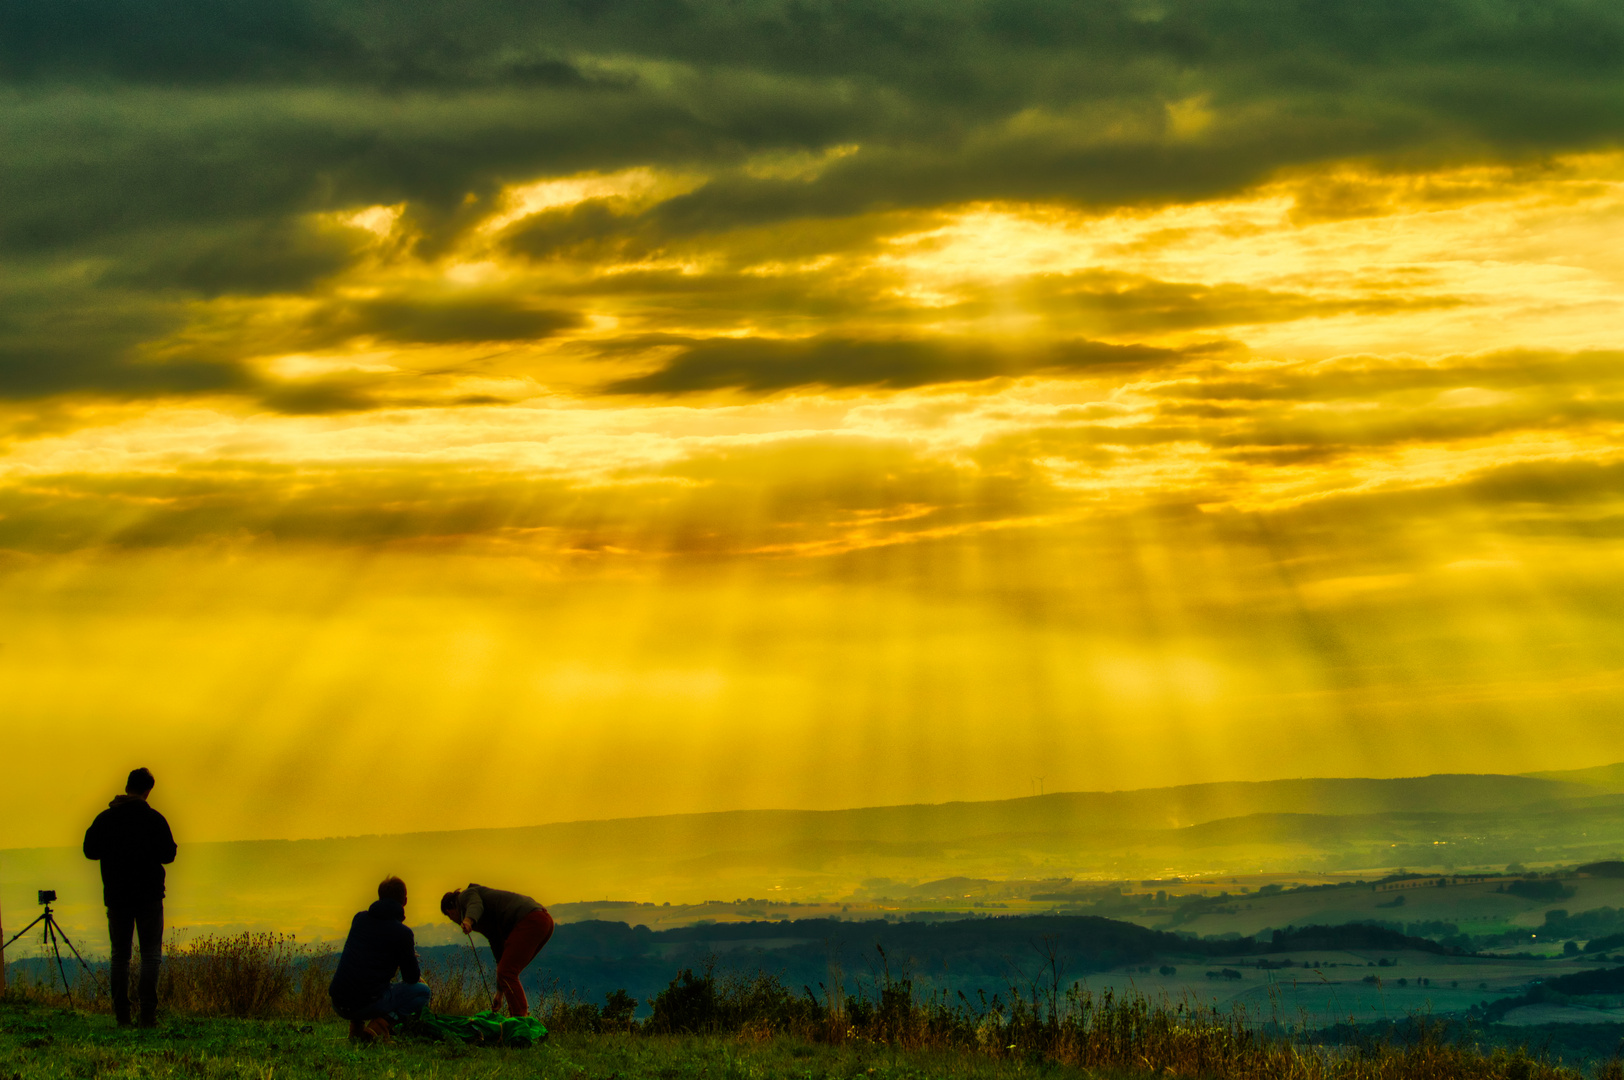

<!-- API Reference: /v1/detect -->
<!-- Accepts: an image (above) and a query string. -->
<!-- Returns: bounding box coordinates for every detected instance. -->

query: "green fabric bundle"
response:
[405,1010,548,1047]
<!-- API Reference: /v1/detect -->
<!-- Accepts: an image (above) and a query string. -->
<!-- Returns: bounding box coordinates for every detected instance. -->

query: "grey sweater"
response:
[451,883,543,960]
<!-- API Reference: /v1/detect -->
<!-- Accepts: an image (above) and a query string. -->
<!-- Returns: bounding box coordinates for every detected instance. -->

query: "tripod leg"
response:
[46,919,74,1003]
[2,914,48,953]
[51,917,107,998]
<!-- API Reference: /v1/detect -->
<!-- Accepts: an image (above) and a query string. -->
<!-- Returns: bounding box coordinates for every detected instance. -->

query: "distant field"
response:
[503,916,1617,1026]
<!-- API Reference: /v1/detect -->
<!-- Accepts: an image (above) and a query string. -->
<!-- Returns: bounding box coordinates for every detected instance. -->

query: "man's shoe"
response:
[348,1019,370,1042]
[363,1018,392,1044]
[137,1015,158,1029]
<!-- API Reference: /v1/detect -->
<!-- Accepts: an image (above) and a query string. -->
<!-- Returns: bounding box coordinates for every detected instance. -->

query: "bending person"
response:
[329,876,431,1043]
[83,767,177,1028]
[441,884,554,1017]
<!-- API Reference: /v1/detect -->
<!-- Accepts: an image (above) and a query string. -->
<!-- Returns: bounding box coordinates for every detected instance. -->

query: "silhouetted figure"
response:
[441,884,554,1017]
[329,876,430,1043]
[82,767,177,1027]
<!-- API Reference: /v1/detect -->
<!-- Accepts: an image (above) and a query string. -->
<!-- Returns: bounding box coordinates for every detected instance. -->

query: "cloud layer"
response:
[5,0,1624,402]
[4,0,1624,846]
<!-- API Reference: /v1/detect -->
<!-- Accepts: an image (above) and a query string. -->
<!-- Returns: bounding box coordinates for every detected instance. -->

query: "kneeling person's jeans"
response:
[334,981,432,1024]
[108,902,163,1024]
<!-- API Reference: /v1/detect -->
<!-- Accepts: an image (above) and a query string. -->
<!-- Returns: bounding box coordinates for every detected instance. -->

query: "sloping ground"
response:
[1525,763,1624,792]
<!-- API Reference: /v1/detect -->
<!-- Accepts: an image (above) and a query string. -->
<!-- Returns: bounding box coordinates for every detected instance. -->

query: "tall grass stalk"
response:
[420,945,489,1015]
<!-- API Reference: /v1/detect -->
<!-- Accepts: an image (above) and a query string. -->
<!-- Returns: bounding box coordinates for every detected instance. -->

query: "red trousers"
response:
[494,908,554,1017]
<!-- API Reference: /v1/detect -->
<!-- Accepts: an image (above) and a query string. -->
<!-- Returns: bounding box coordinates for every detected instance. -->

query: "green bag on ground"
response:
[404,1010,547,1048]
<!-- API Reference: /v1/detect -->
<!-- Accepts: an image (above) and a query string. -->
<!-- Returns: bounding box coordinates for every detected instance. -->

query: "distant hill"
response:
[411,913,1458,1008]
[3,769,1619,946]
[1524,762,1624,792]
[3,910,1457,1014]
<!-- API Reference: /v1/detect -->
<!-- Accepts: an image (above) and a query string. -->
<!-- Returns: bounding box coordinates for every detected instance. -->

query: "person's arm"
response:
[83,812,105,861]
[400,930,422,984]
[462,887,484,926]
[155,812,177,864]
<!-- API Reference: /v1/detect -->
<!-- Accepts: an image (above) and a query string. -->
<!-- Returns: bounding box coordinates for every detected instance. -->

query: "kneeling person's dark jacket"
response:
[329,899,422,1015]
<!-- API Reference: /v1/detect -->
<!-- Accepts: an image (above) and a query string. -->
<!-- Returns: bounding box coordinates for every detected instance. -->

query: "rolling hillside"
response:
[3,768,1620,947]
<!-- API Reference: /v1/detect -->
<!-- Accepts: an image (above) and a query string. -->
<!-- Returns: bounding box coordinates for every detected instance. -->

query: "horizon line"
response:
[5,760,1617,854]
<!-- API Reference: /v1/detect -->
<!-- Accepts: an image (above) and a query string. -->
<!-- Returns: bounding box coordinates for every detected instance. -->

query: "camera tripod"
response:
[2,899,100,1002]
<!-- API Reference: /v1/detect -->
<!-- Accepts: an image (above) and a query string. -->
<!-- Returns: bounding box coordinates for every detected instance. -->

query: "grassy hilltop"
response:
[0,1014,1066,1080]
[9,898,1624,1078]
[4,922,1617,1080]
[1,1008,1609,1080]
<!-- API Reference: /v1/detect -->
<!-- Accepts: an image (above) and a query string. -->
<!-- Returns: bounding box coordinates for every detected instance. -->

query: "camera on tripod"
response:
[3,887,97,1002]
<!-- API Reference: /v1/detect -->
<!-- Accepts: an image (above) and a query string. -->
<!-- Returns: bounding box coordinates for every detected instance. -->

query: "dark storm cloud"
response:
[0,340,252,401]
[257,376,381,415]
[7,0,1623,250]
[104,219,365,297]
[504,199,659,263]
[1014,271,1463,332]
[0,0,618,89]
[5,0,1623,402]
[303,296,584,346]
[0,278,253,400]
[600,335,1191,394]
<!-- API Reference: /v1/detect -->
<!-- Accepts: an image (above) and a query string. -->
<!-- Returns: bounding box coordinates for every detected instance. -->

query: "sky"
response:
[4,0,1624,850]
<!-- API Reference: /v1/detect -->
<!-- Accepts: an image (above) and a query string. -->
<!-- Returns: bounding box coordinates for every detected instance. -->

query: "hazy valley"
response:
[7,764,1624,946]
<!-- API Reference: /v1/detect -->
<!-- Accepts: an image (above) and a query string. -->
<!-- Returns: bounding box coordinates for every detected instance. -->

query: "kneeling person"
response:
[329,876,432,1042]
[441,884,554,1017]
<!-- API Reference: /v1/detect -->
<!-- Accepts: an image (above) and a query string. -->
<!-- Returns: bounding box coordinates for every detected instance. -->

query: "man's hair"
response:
[126,768,155,794]
[378,876,407,905]
[440,890,460,915]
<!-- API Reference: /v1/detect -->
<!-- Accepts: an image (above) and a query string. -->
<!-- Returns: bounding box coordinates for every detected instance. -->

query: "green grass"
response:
[4,957,1609,1080]
[0,1002,1090,1080]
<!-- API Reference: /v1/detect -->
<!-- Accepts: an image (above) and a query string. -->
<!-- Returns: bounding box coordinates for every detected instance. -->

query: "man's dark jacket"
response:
[82,795,178,908]
[328,899,422,1012]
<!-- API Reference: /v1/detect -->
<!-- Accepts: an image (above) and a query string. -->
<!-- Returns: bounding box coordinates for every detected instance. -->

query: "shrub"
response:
[161,933,300,1018]
[649,967,718,1033]
[1503,880,1576,902]
[537,988,607,1032]
[602,988,638,1029]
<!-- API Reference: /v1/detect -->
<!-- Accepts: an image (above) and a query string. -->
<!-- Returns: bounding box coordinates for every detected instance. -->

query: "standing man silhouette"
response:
[83,768,177,1027]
